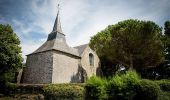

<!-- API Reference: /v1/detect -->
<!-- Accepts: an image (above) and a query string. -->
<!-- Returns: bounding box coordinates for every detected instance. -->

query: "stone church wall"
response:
[80,46,100,78]
[23,51,53,84]
[52,51,80,83]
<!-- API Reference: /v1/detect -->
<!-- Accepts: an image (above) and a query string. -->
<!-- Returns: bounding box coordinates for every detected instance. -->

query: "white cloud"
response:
[15,0,170,61]
[12,19,32,37]
[30,0,56,34]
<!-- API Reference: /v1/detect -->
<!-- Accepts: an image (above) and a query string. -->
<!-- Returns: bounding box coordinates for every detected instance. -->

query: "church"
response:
[22,8,100,84]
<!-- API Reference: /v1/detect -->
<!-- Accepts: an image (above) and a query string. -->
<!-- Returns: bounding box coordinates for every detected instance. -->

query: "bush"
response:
[106,71,140,100]
[18,84,44,94]
[155,79,170,92]
[43,84,85,100]
[5,82,19,89]
[0,83,44,95]
[1,82,19,95]
[120,71,141,89]
[86,75,107,99]
[135,79,161,100]
[159,92,170,100]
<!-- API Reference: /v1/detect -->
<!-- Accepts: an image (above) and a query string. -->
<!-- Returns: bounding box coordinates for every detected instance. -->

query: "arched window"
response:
[89,53,94,66]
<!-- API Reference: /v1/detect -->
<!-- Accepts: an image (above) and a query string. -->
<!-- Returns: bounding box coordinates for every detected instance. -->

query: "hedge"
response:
[106,71,140,100]
[155,79,170,92]
[1,83,44,95]
[43,84,85,100]
[86,71,170,100]
[134,79,161,100]
[1,72,170,100]
[86,76,107,99]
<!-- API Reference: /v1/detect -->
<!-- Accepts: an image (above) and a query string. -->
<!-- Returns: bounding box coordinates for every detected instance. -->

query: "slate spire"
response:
[47,4,65,41]
[52,4,63,34]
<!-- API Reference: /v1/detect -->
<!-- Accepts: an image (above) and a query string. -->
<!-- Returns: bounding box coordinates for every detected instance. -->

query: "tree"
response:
[164,21,170,60]
[139,20,170,80]
[0,24,23,83]
[162,20,170,79]
[90,19,164,72]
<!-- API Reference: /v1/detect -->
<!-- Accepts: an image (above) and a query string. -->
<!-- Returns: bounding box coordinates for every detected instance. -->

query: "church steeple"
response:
[52,4,63,34]
[47,4,65,41]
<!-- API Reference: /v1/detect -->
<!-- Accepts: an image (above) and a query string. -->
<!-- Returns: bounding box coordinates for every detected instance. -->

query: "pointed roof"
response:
[74,44,88,55]
[47,8,65,41]
[52,10,63,34]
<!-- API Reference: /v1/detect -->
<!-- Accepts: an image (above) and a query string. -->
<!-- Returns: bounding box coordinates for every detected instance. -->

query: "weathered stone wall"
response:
[23,51,53,84]
[23,46,100,84]
[52,51,80,83]
[80,46,100,78]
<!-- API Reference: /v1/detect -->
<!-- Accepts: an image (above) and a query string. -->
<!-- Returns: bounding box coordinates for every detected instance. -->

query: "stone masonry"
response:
[23,51,53,84]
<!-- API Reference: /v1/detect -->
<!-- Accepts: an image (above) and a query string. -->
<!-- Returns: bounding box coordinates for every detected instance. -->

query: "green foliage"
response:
[0,83,44,95]
[135,79,161,100]
[159,92,170,100]
[86,71,141,100]
[90,19,164,71]
[0,24,23,83]
[85,71,170,100]
[1,79,170,100]
[164,20,170,59]
[43,84,85,99]
[155,79,170,92]
[163,20,170,78]
[140,21,170,80]
[2,72,15,82]
[5,82,19,90]
[165,21,170,37]
[0,82,44,96]
[86,75,108,99]
[106,71,140,100]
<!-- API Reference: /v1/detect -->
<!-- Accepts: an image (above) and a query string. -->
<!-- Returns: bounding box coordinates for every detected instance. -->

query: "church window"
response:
[89,53,94,66]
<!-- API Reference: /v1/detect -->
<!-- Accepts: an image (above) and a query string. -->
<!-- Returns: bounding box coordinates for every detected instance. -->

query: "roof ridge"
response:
[74,44,88,55]
[74,44,88,48]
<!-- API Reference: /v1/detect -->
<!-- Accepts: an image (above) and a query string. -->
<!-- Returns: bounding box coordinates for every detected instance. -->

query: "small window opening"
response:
[89,53,94,66]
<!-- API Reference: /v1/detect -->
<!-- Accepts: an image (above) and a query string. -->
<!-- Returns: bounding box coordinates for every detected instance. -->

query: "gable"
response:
[74,44,88,56]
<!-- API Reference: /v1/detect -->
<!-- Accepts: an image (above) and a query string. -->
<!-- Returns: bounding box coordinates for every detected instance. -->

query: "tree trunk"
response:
[129,54,133,70]
[17,69,23,84]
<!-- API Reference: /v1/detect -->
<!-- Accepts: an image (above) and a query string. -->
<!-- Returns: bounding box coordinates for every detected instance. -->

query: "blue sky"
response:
[0,0,170,60]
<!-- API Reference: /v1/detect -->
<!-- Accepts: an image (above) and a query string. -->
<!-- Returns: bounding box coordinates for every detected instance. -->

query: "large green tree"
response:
[90,19,164,71]
[0,24,23,83]
[139,20,170,80]
[163,20,170,78]
[165,21,170,60]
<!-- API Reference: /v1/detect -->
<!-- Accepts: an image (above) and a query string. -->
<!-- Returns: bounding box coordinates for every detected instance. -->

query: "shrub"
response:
[1,82,19,95]
[18,84,44,94]
[120,71,141,89]
[43,84,85,99]
[135,79,161,100]
[5,82,19,90]
[2,83,44,95]
[106,71,140,100]
[86,75,107,99]
[155,79,170,92]
[159,92,170,100]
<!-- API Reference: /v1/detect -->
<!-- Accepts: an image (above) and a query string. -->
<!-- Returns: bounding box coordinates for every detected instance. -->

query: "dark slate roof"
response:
[74,44,88,55]
[52,10,63,34]
[29,39,79,57]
